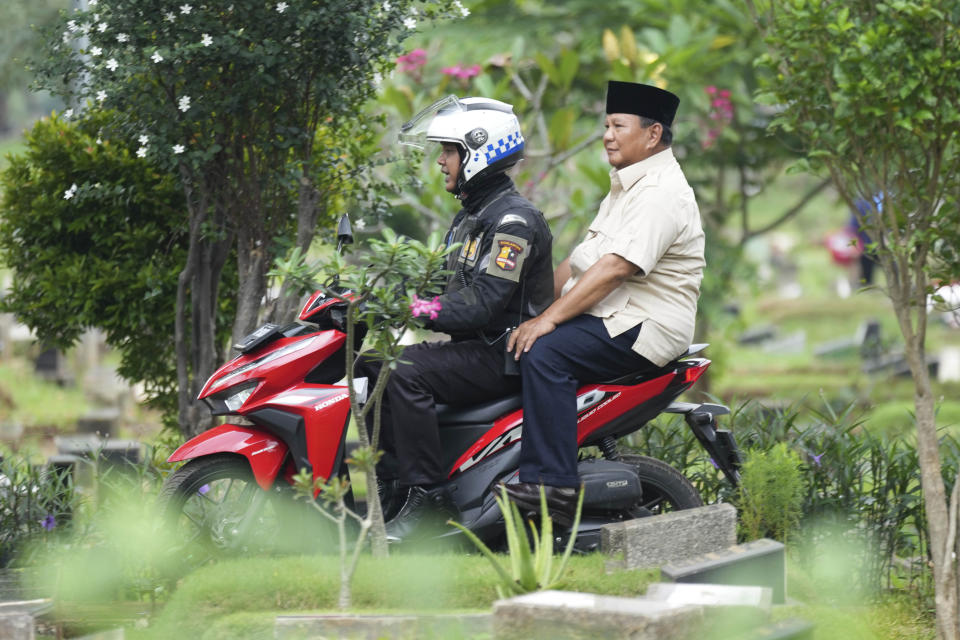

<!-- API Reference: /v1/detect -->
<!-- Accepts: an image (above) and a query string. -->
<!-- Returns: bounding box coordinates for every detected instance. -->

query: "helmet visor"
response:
[398,95,464,149]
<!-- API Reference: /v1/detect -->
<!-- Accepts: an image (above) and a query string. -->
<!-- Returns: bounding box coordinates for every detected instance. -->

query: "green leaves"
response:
[449,485,584,598]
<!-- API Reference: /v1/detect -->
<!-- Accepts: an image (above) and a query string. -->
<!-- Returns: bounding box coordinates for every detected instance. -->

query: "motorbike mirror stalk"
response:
[335,214,354,254]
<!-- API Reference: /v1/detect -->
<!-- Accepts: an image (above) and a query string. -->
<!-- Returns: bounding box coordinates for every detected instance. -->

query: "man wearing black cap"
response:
[503,81,705,522]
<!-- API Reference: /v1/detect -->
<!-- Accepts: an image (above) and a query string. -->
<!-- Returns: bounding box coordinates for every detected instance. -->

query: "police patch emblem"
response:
[486,233,529,282]
[495,240,523,270]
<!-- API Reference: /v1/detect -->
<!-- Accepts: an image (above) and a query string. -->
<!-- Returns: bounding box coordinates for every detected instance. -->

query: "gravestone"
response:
[602,503,737,571]
[33,346,72,386]
[660,538,787,605]
[76,408,121,437]
[492,590,703,640]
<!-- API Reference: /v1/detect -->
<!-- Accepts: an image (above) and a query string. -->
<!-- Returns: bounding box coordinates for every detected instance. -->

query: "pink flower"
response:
[397,48,427,72]
[441,63,481,80]
[410,295,442,320]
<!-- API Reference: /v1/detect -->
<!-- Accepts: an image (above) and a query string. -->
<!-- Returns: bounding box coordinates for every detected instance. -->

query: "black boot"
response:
[501,481,578,527]
[376,478,408,522]
[385,485,458,542]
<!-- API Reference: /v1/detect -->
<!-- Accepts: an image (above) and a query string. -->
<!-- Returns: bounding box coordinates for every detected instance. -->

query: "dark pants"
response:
[356,338,520,487]
[518,315,658,487]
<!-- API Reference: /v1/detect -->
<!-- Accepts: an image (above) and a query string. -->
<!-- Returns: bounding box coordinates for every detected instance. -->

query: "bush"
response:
[624,398,958,596]
[0,449,75,568]
[738,442,804,542]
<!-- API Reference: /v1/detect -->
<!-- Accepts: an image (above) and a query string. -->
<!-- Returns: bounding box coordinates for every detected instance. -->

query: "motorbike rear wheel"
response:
[160,453,324,564]
[618,454,703,516]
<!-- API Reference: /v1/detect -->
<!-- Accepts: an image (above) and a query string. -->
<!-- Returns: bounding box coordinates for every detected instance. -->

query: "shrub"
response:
[0,449,75,568]
[737,442,804,542]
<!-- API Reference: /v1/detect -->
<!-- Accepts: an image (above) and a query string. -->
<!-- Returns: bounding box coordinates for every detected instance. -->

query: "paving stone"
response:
[492,590,703,640]
[0,613,35,640]
[274,612,491,639]
[645,582,772,612]
[660,538,786,604]
[602,503,737,571]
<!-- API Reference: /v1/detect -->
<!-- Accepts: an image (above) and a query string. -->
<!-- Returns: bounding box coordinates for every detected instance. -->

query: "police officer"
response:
[359,96,553,541]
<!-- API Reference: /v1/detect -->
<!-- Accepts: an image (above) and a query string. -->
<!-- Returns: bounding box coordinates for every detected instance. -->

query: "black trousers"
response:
[518,315,658,487]
[356,338,521,487]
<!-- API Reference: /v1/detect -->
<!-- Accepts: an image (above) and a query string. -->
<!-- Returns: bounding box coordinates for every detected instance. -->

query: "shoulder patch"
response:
[485,232,529,283]
[497,213,529,228]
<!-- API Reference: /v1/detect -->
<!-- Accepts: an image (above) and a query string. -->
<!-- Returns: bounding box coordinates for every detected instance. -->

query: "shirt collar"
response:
[610,147,676,191]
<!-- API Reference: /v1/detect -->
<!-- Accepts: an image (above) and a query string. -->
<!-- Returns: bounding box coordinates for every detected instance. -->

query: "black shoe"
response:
[377,478,408,522]
[385,485,458,542]
[501,481,578,527]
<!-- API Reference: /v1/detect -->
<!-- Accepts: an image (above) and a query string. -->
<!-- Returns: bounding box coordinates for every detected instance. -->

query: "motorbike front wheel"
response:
[619,454,704,516]
[159,453,324,564]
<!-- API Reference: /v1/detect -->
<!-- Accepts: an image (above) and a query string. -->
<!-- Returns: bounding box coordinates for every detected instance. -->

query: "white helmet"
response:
[400,95,525,191]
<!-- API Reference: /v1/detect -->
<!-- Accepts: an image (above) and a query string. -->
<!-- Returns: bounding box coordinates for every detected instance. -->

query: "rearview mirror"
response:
[336,214,354,253]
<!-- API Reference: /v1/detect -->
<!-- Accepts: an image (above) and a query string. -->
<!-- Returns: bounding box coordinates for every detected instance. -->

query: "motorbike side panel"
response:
[166,424,288,490]
[448,373,674,476]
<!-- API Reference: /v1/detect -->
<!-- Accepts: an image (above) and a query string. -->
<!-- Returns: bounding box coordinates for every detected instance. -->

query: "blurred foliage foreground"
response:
[0,395,946,637]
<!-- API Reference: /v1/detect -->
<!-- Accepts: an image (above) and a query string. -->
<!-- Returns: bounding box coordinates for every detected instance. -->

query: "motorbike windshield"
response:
[398,95,463,149]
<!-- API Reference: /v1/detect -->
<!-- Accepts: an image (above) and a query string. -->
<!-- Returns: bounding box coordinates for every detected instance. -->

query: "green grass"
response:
[128,553,656,638]
[0,359,89,432]
[82,549,934,640]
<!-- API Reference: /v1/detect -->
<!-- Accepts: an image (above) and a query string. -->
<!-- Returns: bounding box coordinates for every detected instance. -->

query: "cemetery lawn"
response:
[0,359,89,435]
[50,552,931,639]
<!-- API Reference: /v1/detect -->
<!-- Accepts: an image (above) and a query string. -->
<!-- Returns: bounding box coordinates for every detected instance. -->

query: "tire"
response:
[159,454,326,564]
[618,454,703,516]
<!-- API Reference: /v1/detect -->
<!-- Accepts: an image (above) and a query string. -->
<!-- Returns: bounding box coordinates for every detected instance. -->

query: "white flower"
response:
[382,0,392,10]
[117,33,129,43]
[172,144,185,154]
[62,31,71,43]
[453,0,469,17]
[201,33,213,46]
[88,0,98,5]
[180,4,192,14]
[67,20,79,33]
[403,17,416,29]
[136,146,148,158]
[95,138,102,145]
[90,46,102,56]
[64,184,78,200]
[165,11,176,22]
[106,58,118,71]
[355,219,367,230]
[151,51,163,63]
[98,22,108,32]
[64,109,74,119]
[178,95,191,112]
[276,2,288,12]
[96,90,107,102]
[139,135,149,145]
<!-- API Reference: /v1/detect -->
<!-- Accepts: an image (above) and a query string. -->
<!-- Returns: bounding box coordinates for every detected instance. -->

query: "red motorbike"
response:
[160,219,741,554]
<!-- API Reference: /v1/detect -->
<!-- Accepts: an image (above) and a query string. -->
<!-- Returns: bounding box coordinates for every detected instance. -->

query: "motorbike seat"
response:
[436,394,523,425]
[600,343,708,386]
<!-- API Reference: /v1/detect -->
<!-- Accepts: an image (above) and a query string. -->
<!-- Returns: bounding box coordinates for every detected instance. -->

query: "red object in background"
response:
[825,228,863,266]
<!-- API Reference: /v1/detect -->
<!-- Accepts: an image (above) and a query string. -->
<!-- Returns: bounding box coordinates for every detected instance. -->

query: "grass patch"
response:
[130,553,656,638]
[0,359,89,432]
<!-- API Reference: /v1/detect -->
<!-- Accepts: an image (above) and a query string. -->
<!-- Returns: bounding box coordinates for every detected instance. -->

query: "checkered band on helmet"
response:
[423,97,525,188]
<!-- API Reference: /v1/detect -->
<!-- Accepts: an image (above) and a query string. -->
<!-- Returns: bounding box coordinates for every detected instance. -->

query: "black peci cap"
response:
[605,80,680,128]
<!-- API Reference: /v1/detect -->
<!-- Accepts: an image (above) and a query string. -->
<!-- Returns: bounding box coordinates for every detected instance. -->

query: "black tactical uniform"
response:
[359,171,552,490]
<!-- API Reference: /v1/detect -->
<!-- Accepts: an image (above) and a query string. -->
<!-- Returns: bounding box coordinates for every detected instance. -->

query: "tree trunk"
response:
[232,228,269,349]
[896,312,959,640]
[175,182,233,438]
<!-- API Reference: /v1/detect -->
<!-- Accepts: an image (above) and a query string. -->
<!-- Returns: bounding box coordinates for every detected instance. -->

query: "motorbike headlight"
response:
[204,381,259,415]
[224,385,256,412]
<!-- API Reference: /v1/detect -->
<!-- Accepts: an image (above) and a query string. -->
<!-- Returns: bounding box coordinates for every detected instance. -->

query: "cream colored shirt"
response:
[562,147,705,366]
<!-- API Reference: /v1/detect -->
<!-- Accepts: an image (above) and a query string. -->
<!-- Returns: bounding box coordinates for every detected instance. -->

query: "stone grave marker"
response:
[602,503,737,571]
